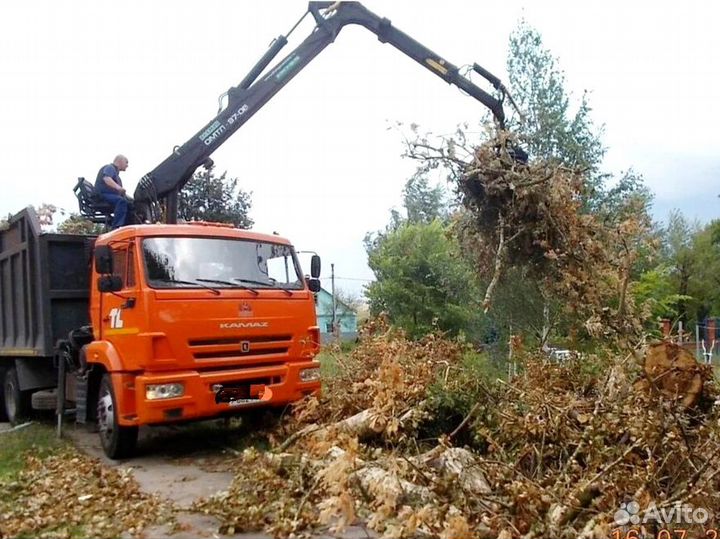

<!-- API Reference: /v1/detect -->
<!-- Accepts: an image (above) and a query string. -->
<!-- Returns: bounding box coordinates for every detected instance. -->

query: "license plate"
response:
[215,385,264,405]
[227,398,259,407]
[215,386,249,404]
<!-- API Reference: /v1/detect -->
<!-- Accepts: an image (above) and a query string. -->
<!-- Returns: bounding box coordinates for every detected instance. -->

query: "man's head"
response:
[113,154,129,171]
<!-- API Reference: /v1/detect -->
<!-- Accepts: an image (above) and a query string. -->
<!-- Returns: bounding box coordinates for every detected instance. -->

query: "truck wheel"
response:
[3,367,30,425]
[97,374,138,459]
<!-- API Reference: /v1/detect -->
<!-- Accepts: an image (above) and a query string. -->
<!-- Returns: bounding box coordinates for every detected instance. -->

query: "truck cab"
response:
[89,223,322,456]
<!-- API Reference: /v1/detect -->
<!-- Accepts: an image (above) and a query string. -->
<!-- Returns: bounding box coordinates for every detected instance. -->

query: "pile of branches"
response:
[0,447,174,538]
[195,328,720,538]
[453,132,651,338]
[471,352,719,537]
[290,320,467,429]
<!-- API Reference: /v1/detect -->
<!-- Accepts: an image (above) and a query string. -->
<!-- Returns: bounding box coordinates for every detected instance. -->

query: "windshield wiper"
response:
[234,277,296,296]
[233,278,275,287]
[155,278,221,295]
[198,278,259,296]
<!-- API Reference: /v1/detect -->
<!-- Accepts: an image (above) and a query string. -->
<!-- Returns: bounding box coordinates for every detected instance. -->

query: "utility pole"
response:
[331,263,338,342]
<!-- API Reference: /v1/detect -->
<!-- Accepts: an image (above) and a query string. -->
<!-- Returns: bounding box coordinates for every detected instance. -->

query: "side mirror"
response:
[307,278,321,293]
[97,275,122,293]
[94,245,113,274]
[310,255,321,279]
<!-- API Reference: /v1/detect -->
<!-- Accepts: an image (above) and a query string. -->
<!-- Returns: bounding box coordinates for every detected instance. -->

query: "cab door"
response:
[99,242,143,361]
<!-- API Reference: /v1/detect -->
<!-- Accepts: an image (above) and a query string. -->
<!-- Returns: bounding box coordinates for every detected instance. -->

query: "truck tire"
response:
[3,367,30,425]
[97,374,138,459]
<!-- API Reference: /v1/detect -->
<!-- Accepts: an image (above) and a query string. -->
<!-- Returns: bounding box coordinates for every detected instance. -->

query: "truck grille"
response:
[188,334,292,362]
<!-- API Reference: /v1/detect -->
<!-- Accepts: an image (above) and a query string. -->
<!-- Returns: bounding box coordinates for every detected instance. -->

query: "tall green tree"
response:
[365,220,482,339]
[662,210,700,323]
[364,174,483,338]
[402,175,449,225]
[506,20,605,179]
[633,264,690,332]
[506,19,653,216]
[637,214,720,330]
[685,219,720,323]
[178,169,253,228]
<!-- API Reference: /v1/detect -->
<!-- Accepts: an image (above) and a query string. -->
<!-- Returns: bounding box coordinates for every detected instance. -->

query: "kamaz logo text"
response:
[219,322,269,329]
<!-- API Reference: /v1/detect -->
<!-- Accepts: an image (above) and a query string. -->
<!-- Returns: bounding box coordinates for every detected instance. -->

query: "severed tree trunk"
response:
[636,341,705,408]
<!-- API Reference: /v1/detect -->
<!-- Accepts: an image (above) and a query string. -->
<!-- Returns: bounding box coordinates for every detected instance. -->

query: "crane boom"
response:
[134,2,511,223]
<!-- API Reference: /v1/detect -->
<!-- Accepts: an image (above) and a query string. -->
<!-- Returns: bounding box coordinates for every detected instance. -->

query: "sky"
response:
[1,1,718,297]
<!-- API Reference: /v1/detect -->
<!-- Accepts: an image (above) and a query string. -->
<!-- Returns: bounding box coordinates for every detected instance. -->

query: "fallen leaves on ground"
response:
[0,446,174,539]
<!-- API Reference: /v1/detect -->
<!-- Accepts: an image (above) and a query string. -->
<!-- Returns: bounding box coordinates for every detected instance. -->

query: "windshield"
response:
[142,237,304,290]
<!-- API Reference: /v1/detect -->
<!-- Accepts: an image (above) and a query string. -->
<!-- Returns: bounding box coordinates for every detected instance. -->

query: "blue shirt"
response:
[95,164,122,195]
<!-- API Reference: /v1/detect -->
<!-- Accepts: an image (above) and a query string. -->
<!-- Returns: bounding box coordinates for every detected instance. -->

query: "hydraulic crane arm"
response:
[134,1,511,223]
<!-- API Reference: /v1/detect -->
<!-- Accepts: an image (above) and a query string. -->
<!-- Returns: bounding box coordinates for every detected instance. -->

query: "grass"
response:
[317,348,344,380]
[0,423,66,482]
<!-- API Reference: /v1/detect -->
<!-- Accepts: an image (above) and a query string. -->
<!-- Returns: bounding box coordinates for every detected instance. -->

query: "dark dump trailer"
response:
[0,207,94,422]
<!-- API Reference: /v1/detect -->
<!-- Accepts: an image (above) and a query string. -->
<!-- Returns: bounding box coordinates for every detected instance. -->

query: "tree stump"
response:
[639,341,704,408]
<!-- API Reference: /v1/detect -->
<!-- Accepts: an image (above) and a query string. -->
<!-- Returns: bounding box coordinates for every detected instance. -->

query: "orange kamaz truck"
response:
[1,2,519,458]
[0,208,322,457]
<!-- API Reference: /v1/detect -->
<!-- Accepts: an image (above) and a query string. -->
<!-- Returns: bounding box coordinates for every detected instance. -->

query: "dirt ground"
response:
[62,421,374,539]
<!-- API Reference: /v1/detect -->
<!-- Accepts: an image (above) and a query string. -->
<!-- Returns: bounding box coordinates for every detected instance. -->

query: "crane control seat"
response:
[73,177,115,225]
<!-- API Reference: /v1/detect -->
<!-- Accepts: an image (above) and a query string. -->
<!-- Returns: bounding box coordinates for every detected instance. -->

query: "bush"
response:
[421,350,502,447]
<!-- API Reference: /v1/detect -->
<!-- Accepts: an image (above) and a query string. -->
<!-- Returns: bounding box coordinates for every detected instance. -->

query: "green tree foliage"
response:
[662,210,700,323]
[685,220,720,323]
[402,175,449,225]
[711,220,720,246]
[507,20,652,214]
[365,220,482,339]
[364,175,480,340]
[594,169,654,226]
[633,265,692,330]
[178,169,253,228]
[57,214,105,235]
[637,213,720,329]
[507,19,605,178]
[475,21,653,342]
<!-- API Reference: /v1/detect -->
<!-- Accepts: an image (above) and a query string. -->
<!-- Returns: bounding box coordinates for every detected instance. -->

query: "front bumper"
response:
[115,360,320,426]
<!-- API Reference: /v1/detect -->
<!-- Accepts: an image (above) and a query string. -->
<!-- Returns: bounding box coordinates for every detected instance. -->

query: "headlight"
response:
[299,367,321,382]
[146,383,184,400]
